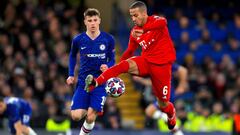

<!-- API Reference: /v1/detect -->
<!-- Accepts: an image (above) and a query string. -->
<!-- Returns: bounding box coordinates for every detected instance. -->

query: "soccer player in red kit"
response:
[85,1,177,130]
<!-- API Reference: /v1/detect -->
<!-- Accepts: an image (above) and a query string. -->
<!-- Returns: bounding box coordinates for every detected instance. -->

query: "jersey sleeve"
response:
[106,35,116,68]
[68,36,79,76]
[120,35,139,61]
[8,104,21,124]
[143,16,167,31]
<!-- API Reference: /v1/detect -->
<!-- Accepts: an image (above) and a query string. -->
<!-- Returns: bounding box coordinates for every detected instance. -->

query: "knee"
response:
[126,59,135,68]
[71,111,85,121]
[21,125,29,134]
[145,107,153,117]
[71,113,81,121]
[86,112,97,123]
[126,59,138,74]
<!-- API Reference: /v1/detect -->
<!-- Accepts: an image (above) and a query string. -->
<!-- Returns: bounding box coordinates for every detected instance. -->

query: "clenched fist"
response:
[100,64,108,72]
[66,76,75,85]
[131,29,144,38]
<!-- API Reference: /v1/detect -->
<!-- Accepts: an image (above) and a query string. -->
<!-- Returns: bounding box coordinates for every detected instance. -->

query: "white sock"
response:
[152,110,168,122]
[152,110,162,119]
[172,125,184,135]
[79,121,95,135]
[173,130,184,135]
[28,127,37,135]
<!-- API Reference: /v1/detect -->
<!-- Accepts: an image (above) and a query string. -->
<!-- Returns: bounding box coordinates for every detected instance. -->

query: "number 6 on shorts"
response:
[162,86,168,99]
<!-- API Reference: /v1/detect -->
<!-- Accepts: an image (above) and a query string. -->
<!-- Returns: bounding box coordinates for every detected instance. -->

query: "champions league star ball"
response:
[105,77,125,98]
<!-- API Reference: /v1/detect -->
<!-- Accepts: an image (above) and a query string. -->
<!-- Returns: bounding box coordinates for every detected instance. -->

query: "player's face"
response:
[84,15,101,33]
[129,8,147,27]
[0,102,6,114]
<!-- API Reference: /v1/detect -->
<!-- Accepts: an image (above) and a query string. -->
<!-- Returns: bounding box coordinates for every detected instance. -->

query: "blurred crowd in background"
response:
[0,0,121,131]
[0,0,240,133]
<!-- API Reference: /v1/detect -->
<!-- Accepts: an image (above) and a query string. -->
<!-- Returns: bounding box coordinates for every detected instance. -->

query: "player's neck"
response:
[86,30,101,40]
[142,16,148,26]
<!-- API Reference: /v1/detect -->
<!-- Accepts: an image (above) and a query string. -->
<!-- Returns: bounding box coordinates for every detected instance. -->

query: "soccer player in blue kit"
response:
[134,63,188,135]
[0,96,37,135]
[66,8,115,135]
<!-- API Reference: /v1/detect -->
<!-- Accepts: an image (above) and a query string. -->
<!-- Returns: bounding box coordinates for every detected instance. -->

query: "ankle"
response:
[168,112,176,120]
[93,79,98,87]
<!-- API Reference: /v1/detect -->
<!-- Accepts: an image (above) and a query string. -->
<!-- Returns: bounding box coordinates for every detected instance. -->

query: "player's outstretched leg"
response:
[85,60,130,92]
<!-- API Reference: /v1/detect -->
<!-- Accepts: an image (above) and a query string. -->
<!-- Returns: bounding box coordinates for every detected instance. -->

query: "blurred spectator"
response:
[213,73,226,99]
[174,100,188,127]
[103,98,122,130]
[45,105,71,132]
[1,84,13,97]
[223,88,237,110]
[195,86,213,107]
[209,102,233,132]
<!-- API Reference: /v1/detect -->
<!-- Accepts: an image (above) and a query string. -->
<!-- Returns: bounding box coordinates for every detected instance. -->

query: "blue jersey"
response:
[69,32,115,112]
[3,97,32,134]
[69,32,115,88]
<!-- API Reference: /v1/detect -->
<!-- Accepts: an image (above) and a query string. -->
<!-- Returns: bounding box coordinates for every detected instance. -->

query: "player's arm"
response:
[120,35,139,61]
[101,35,116,72]
[9,106,22,135]
[175,65,188,95]
[132,76,152,86]
[14,120,23,135]
[68,37,79,76]
[66,37,79,85]
[106,35,116,68]
[134,29,160,48]
[143,16,167,31]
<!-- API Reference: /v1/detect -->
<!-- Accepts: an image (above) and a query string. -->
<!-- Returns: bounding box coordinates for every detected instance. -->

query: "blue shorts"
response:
[9,104,32,134]
[71,84,107,112]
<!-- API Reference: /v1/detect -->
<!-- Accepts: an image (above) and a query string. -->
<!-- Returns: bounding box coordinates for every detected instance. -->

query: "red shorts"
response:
[130,56,172,102]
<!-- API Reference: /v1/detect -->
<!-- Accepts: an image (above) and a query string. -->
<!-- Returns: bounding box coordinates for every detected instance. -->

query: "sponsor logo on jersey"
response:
[81,46,87,50]
[87,53,106,59]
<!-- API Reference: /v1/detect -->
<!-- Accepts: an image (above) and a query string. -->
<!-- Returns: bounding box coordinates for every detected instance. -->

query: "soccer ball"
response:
[105,77,125,98]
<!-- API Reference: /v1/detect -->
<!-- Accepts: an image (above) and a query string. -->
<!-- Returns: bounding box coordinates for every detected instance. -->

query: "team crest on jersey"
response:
[100,44,106,50]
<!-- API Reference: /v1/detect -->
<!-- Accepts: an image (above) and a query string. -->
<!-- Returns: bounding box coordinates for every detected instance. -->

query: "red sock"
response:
[160,102,175,118]
[96,60,129,85]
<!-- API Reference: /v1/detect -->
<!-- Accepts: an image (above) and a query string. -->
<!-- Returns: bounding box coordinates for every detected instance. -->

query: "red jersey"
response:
[121,15,176,64]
